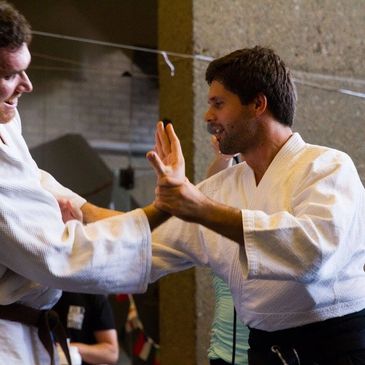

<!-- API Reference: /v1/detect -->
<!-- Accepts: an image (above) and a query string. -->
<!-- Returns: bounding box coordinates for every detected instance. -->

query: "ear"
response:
[252,93,267,117]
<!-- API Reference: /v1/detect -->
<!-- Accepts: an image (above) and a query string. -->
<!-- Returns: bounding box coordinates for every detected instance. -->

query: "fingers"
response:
[165,123,183,162]
[155,123,164,158]
[156,121,171,156]
[210,135,220,155]
[58,198,67,208]
[146,151,166,177]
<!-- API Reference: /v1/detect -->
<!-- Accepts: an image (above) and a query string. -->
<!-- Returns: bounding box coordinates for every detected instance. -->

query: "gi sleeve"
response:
[242,150,365,282]
[151,218,208,282]
[39,169,86,209]
[0,167,151,294]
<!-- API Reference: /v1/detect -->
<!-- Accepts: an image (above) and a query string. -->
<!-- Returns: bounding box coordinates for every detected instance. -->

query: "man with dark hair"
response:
[0,2,172,364]
[147,47,365,364]
[205,46,296,127]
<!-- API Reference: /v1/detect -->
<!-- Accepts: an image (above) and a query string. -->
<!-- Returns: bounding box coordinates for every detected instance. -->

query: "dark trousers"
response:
[247,348,365,365]
[248,309,365,365]
[210,359,231,365]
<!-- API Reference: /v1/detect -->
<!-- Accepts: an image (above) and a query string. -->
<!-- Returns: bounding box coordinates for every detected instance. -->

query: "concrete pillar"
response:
[158,2,197,365]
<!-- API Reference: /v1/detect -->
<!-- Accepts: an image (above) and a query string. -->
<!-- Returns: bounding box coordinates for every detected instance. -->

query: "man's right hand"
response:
[146,121,186,185]
[147,121,209,223]
[147,121,244,244]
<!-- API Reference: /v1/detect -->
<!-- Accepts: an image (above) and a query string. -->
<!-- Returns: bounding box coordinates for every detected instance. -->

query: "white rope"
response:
[294,79,365,99]
[31,30,365,99]
[161,51,175,76]
[271,345,289,365]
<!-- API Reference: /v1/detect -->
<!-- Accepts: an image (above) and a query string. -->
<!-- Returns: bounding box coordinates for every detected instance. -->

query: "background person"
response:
[53,292,119,365]
[206,136,249,365]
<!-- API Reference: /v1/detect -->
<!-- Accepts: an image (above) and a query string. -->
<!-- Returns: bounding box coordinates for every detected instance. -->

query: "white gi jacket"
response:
[152,133,365,332]
[0,112,151,364]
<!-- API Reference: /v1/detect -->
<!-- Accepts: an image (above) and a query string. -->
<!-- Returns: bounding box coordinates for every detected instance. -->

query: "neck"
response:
[244,123,293,185]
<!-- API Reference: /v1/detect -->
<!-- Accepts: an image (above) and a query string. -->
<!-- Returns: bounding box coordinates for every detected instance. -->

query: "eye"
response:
[3,73,16,81]
[214,101,223,108]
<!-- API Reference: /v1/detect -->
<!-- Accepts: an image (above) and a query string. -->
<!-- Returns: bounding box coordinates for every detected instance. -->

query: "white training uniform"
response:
[0,112,151,364]
[151,133,365,331]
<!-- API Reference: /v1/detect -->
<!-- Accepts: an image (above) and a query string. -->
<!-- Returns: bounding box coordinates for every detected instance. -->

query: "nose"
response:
[204,106,215,123]
[17,71,33,93]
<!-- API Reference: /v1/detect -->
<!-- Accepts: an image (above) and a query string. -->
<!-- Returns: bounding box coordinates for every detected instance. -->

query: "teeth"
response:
[207,124,222,135]
[6,98,17,105]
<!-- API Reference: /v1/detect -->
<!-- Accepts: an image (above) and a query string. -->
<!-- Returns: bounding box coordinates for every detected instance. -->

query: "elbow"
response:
[106,345,119,364]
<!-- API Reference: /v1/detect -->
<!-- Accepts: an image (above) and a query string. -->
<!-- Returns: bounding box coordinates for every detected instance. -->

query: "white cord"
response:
[31,30,365,98]
[271,345,301,365]
[161,51,175,76]
[271,345,289,365]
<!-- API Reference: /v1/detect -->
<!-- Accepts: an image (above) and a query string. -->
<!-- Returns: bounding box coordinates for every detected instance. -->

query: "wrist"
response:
[193,193,215,225]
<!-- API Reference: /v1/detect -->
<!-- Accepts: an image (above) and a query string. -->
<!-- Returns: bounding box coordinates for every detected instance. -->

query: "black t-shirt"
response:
[53,292,116,362]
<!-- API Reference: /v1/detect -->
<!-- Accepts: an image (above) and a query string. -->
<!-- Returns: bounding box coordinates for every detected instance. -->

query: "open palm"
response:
[147,121,185,185]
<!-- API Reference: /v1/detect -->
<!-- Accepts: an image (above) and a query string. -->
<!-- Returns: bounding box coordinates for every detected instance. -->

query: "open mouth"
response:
[207,123,223,136]
[4,98,18,108]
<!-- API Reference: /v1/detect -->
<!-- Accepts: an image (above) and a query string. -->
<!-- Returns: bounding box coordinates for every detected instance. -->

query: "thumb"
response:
[146,151,166,177]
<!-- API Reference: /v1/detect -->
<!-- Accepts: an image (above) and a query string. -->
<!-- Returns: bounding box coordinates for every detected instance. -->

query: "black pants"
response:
[247,348,365,365]
[210,359,231,365]
[210,353,365,365]
[248,308,365,365]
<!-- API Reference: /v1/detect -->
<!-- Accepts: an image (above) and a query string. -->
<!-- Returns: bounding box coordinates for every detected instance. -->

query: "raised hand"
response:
[147,121,209,222]
[146,121,185,185]
[146,121,243,243]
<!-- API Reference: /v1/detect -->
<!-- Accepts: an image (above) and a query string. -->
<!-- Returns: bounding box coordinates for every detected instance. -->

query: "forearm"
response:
[81,202,170,231]
[142,203,171,230]
[81,202,122,223]
[155,178,244,244]
[71,342,119,364]
[194,196,244,245]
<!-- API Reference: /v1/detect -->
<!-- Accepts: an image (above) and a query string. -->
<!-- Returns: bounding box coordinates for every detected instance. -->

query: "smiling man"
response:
[0,9,32,123]
[148,47,365,364]
[0,2,174,364]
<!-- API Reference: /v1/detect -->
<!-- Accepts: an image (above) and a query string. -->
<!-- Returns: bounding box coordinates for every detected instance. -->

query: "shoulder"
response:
[299,142,356,174]
[291,142,361,196]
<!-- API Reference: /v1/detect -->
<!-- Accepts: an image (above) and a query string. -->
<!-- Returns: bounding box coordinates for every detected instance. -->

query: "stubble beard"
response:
[0,107,15,123]
[218,134,241,155]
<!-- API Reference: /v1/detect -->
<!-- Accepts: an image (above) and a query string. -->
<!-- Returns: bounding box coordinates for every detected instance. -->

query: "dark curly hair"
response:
[206,46,297,127]
[0,1,31,49]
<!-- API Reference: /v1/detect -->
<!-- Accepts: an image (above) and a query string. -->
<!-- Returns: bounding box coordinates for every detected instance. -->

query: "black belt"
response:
[0,303,71,365]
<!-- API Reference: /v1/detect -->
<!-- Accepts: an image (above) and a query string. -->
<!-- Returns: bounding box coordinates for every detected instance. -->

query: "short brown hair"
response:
[0,1,31,49]
[206,46,297,127]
